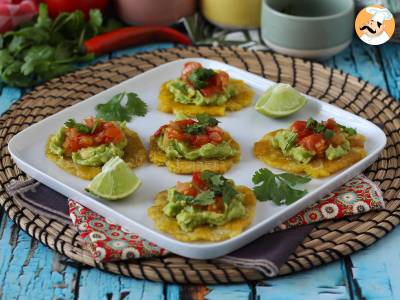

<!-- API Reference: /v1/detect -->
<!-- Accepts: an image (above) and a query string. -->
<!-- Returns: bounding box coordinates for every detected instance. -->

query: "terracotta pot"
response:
[115,0,196,26]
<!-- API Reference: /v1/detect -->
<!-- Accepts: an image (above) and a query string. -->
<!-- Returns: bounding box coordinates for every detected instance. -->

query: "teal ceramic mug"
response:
[261,0,354,59]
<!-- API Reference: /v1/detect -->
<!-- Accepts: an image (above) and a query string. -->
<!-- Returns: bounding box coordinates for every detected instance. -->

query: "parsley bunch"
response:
[252,168,311,205]
[96,92,147,122]
[188,68,216,89]
[184,114,220,135]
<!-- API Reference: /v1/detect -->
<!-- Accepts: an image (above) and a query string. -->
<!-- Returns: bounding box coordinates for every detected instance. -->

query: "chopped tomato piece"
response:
[103,126,123,144]
[207,196,225,213]
[176,182,191,193]
[324,118,338,130]
[181,62,202,81]
[292,120,313,140]
[217,71,229,88]
[174,119,197,127]
[299,134,327,155]
[154,124,169,137]
[183,187,198,197]
[192,172,207,189]
[331,132,345,146]
[208,131,223,144]
[200,75,223,97]
[167,128,186,141]
[191,134,210,148]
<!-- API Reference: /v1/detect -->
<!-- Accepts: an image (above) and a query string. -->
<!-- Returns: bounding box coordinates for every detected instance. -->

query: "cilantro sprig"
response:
[64,119,91,134]
[252,168,311,205]
[306,118,357,138]
[175,191,215,206]
[184,114,220,135]
[188,68,216,89]
[96,92,147,122]
[200,171,237,203]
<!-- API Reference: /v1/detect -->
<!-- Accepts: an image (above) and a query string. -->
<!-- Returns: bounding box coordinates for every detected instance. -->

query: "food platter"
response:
[8,58,386,259]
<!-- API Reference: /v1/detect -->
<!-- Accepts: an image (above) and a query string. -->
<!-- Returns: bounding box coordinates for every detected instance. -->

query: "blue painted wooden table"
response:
[1,40,399,300]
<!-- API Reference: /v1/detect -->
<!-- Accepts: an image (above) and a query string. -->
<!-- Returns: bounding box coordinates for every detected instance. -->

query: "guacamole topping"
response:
[272,118,358,164]
[157,137,236,160]
[48,118,128,167]
[154,115,237,160]
[167,79,237,106]
[163,171,246,232]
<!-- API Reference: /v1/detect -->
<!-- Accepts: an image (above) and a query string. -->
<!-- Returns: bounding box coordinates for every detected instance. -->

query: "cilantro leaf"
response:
[175,191,215,206]
[184,114,220,135]
[64,118,91,133]
[338,124,357,136]
[96,92,147,122]
[188,68,216,89]
[200,171,237,203]
[252,168,310,205]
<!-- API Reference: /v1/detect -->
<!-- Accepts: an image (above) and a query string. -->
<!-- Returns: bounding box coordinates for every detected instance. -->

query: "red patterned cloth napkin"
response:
[68,174,384,263]
[0,0,38,33]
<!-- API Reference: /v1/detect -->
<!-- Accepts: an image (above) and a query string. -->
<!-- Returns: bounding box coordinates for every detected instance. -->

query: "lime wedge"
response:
[86,157,141,200]
[255,83,307,118]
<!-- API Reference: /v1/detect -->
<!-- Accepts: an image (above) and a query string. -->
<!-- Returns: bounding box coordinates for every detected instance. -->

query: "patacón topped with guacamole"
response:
[149,114,240,174]
[148,171,256,241]
[46,117,146,180]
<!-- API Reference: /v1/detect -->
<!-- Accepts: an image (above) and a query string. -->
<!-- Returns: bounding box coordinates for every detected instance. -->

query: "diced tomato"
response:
[291,120,313,140]
[192,172,207,189]
[200,75,222,97]
[330,132,345,146]
[167,128,186,141]
[154,124,169,137]
[84,117,96,128]
[103,126,123,143]
[191,134,210,148]
[78,135,95,148]
[217,71,229,88]
[208,131,223,144]
[174,119,197,127]
[207,196,225,213]
[183,187,198,197]
[181,62,202,81]
[324,118,338,130]
[299,133,327,155]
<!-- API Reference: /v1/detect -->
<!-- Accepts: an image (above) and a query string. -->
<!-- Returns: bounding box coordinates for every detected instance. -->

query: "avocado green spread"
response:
[163,188,246,232]
[272,129,351,163]
[156,134,237,160]
[167,79,237,106]
[48,124,127,167]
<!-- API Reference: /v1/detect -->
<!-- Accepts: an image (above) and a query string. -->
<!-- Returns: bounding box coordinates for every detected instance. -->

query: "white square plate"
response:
[8,58,386,259]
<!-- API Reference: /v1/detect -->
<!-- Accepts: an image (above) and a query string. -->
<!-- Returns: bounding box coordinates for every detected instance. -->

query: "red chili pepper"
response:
[84,26,192,56]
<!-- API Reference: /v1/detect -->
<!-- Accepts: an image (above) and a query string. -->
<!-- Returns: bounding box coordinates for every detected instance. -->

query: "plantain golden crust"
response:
[158,79,254,116]
[148,186,256,242]
[253,130,367,178]
[149,131,240,174]
[45,128,146,180]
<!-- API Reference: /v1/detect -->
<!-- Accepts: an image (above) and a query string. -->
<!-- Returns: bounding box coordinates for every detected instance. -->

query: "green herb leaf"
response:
[175,191,215,206]
[96,92,148,122]
[323,129,334,139]
[188,68,216,89]
[252,168,310,205]
[184,114,220,135]
[64,118,91,134]
[338,124,357,136]
[200,171,237,203]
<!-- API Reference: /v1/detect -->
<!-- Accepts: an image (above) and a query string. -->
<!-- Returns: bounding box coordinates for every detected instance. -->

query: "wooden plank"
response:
[77,268,164,300]
[325,39,388,91]
[348,226,400,299]
[379,43,400,100]
[0,87,22,116]
[255,261,350,300]
[166,283,252,300]
[0,217,78,299]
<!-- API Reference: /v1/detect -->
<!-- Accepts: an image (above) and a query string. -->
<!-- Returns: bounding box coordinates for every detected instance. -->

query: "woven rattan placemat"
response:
[1,47,399,284]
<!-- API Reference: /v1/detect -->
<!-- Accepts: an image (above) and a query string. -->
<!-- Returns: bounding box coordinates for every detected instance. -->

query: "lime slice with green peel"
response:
[86,157,141,200]
[255,83,307,118]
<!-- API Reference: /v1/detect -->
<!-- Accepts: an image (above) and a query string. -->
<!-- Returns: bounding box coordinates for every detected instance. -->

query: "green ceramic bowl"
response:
[261,0,354,59]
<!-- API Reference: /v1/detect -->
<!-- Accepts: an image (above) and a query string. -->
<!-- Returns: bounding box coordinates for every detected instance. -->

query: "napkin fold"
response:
[7,174,384,277]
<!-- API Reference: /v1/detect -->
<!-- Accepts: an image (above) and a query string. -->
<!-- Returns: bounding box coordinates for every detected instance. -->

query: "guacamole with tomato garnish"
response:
[163,171,246,232]
[272,118,362,164]
[48,117,128,167]
[153,114,237,160]
[168,62,238,106]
